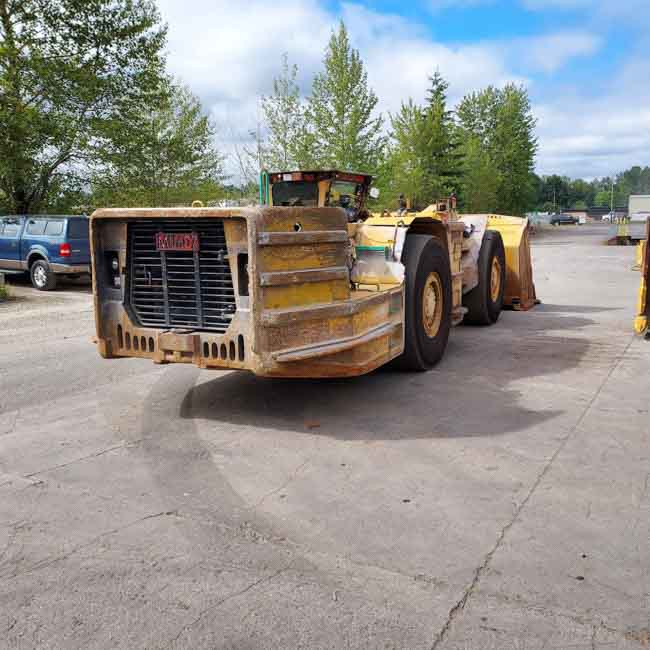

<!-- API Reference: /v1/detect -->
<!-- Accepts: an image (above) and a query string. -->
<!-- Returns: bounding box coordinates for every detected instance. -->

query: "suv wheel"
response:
[30,260,57,291]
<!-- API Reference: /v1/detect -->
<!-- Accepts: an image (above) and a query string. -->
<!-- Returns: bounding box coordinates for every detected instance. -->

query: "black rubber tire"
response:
[463,230,505,325]
[30,259,57,291]
[395,234,452,371]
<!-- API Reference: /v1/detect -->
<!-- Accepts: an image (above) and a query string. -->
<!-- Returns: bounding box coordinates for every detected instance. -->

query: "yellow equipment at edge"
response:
[634,223,649,336]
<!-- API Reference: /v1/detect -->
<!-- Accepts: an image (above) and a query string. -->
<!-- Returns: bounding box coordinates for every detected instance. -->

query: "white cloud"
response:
[157,0,526,178]
[513,30,601,74]
[533,53,650,177]
[155,0,649,182]
[340,3,524,113]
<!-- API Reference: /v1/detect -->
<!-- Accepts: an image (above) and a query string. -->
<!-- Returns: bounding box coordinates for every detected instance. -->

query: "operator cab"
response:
[261,170,375,222]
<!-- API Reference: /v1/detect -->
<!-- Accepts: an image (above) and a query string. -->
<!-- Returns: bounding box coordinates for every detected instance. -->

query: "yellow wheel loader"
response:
[90,170,537,377]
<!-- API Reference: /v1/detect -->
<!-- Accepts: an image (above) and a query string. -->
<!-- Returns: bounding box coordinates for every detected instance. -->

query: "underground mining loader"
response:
[90,170,537,377]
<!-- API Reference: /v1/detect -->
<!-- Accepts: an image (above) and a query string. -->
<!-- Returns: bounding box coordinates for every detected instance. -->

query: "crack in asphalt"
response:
[251,456,312,510]
[0,510,178,580]
[430,335,635,649]
[24,440,143,478]
[164,563,292,648]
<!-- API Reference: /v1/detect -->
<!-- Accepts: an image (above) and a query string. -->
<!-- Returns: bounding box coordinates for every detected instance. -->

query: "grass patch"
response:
[0,284,9,301]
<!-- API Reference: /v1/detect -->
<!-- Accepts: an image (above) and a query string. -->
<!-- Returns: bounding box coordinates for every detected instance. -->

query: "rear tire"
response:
[463,230,505,325]
[395,234,452,371]
[30,260,57,291]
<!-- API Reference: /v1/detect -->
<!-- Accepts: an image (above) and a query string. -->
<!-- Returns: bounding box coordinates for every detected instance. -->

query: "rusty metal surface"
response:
[91,204,536,376]
[91,205,405,378]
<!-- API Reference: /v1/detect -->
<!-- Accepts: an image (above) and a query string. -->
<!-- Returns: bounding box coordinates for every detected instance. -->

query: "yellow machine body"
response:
[634,224,649,335]
[90,171,538,378]
[365,210,537,313]
[486,215,537,310]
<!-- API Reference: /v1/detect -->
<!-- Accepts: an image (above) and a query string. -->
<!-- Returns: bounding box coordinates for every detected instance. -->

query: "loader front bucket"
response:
[634,220,649,336]
[487,215,538,310]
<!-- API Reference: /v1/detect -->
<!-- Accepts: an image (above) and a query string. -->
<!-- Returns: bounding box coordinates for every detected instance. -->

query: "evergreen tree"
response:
[306,22,385,171]
[384,71,459,210]
[422,71,461,198]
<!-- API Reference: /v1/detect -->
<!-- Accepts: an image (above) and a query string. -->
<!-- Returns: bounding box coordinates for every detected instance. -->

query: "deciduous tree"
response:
[457,85,537,216]
[0,0,167,213]
[92,84,225,207]
[260,53,307,170]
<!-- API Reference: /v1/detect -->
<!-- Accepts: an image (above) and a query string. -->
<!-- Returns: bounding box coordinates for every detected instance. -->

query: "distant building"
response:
[629,195,650,218]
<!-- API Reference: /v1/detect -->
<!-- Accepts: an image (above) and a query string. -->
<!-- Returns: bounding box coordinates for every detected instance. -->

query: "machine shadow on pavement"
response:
[178,309,597,441]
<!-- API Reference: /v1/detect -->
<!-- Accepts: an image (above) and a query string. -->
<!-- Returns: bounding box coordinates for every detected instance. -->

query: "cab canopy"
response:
[260,170,373,221]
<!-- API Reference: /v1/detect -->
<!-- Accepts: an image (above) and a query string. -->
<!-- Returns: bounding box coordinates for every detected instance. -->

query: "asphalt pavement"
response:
[0,224,648,649]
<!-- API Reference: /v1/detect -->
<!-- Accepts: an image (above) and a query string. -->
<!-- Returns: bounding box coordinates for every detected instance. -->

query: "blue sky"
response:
[157,0,650,180]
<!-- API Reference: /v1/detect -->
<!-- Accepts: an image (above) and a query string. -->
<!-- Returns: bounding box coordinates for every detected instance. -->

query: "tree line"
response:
[0,2,645,216]
[532,167,650,213]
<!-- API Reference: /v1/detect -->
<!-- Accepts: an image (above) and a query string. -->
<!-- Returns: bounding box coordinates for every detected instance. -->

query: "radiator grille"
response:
[127,219,236,332]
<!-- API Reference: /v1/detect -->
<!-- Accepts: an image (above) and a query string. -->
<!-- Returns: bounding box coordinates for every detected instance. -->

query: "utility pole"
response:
[610,177,615,218]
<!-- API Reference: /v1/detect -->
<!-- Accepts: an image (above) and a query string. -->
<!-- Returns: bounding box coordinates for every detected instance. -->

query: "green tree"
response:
[92,84,225,207]
[459,136,498,212]
[568,178,595,209]
[491,85,537,215]
[457,85,537,216]
[0,0,166,213]
[594,188,612,207]
[306,22,385,171]
[384,71,459,210]
[260,53,307,170]
[615,166,650,206]
[385,99,429,208]
[537,175,570,211]
[422,71,461,198]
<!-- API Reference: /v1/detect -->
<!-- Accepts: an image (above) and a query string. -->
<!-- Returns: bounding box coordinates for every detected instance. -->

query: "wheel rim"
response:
[422,272,443,338]
[33,265,47,287]
[490,257,502,303]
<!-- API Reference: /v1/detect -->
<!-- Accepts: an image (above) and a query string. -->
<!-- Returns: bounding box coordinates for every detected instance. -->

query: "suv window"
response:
[2,222,19,237]
[67,219,89,238]
[45,220,64,236]
[26,219,46,235]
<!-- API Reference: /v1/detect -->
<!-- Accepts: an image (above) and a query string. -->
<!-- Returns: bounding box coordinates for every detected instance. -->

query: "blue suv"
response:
[0,215,91,290]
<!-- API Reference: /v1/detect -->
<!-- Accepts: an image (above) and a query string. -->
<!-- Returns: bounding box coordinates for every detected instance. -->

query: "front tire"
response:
[30,260,57,291]
[396,234,452,371]
[463,230,505,325]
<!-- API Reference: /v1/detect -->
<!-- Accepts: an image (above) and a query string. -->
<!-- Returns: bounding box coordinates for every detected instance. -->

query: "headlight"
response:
[104,251,121,289]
